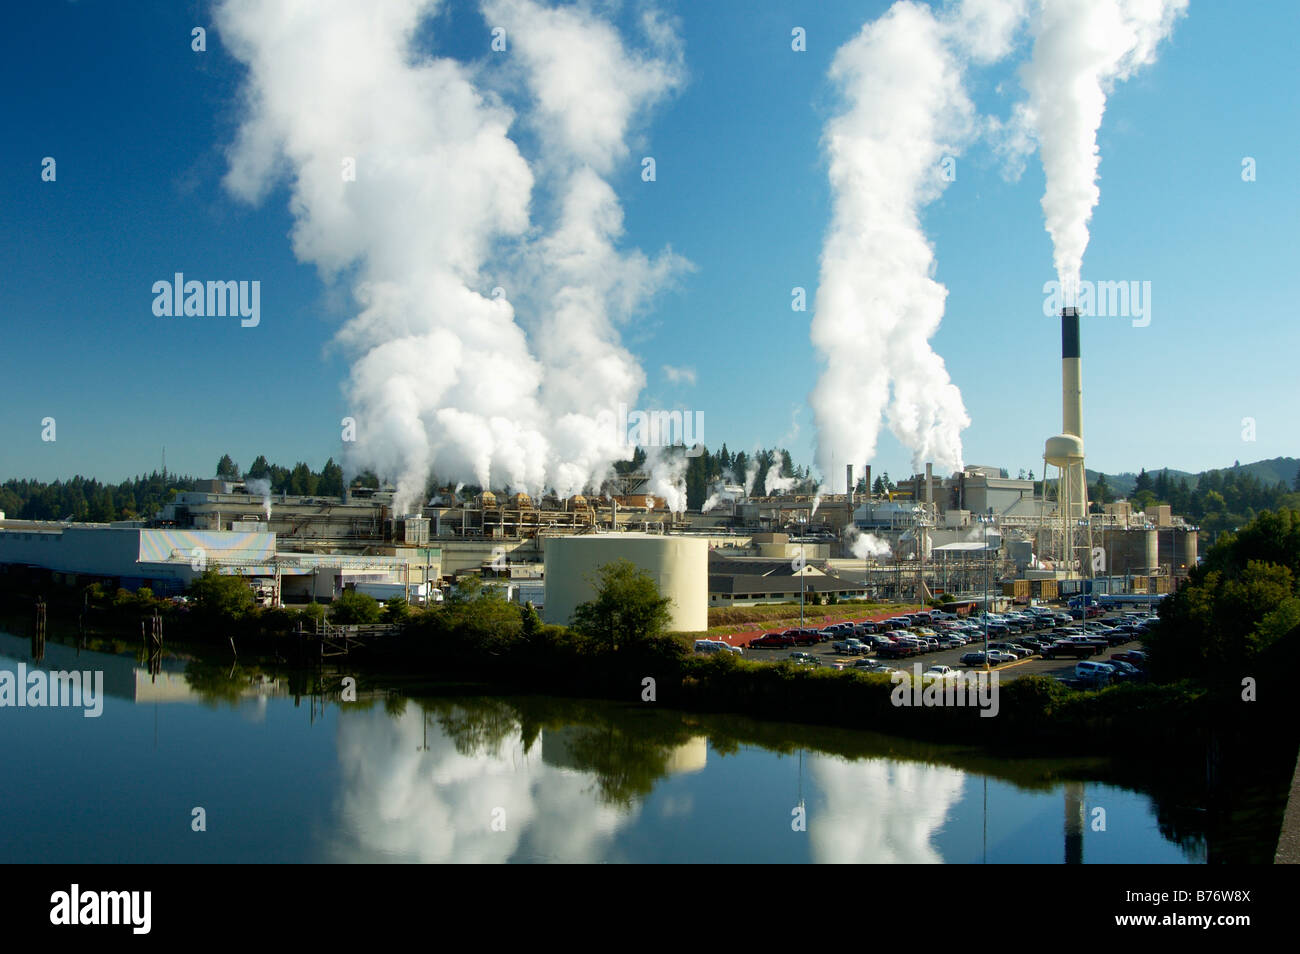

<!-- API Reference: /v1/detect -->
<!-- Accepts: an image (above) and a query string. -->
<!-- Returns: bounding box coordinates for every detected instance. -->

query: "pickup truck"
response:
[832,637,868,655]
[1039,640,1103,659]
[787,628,822,646]
[922,665,960,681]
[878,640,920,659]
[748,632,795,649]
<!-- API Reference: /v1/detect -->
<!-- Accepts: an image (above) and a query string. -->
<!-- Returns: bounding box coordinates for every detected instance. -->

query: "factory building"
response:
[0,522,433,603]
[707,553,868,607]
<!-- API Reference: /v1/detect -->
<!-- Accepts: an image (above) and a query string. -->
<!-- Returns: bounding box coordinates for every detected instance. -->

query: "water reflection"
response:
[809,756,966,864]
[329,700,641,862]
[0,633,1219,863]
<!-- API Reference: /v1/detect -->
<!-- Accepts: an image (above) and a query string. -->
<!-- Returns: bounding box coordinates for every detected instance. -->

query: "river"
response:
[0,632,1204,863]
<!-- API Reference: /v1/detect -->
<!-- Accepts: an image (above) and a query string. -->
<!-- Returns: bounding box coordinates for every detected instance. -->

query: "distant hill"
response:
[1087,457,1298,497]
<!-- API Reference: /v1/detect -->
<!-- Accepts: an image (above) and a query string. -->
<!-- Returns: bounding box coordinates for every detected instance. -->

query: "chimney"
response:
[1062,306,1082,439]
[865,464,873,497]
[845,464,854,501]
[925,462,934,510]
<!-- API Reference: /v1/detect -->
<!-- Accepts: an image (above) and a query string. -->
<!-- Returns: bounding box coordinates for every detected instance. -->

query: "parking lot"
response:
[729,609,1148,681]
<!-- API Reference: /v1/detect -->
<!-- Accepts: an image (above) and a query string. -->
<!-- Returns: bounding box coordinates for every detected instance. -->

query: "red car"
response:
[749,632,795,649]
[784,628,821,646]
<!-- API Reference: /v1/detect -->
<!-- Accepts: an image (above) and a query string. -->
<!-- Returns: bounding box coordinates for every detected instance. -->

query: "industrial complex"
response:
[0,463,1198,631]
[0,310,1199,626]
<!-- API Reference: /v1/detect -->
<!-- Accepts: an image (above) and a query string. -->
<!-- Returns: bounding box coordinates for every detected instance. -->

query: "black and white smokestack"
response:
[1061,306,1082,440]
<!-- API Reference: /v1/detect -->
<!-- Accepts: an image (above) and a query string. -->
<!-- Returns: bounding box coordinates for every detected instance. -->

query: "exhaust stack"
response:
[1044,306,1090,574]
[1061,305,1082,440]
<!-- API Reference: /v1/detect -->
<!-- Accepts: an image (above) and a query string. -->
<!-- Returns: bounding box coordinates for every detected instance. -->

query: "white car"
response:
[694,640,742,656]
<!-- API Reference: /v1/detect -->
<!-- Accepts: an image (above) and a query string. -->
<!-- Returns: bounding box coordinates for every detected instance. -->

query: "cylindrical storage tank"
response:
[1101,528,1158,574]
[543,533,707,633]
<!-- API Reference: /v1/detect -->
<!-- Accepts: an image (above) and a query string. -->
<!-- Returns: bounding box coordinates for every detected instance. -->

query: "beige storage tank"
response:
[543,533,707,633]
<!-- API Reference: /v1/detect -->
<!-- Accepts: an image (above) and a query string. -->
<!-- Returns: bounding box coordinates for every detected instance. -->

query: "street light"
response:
[798,539,806,631]
[978,514,993,672]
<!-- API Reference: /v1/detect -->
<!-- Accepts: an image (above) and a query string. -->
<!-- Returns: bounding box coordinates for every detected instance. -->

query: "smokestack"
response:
[846,464,854,500]
[1046,306,1089,573]
[865,464,872,497]
[925,462,934,509]
[1061,306,1082,439]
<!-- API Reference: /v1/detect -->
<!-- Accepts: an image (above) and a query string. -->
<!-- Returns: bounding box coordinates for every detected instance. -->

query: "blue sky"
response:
[2,0,1297,488]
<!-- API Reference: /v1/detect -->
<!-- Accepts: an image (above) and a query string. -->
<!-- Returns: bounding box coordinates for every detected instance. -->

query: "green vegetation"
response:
[706,600,915,629]
[0,472,190,523]
[330,590,382,624]
[1105,465,1298,538]
[189,568,255,620]
[1148,508,1300,685]
[570,559,672,650]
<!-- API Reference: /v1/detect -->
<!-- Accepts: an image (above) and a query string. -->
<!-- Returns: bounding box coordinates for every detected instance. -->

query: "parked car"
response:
[694,639,742,655]
[832,637,868,655]
[923,665,959,680]
[1075,660,1116,683]
[1107,659,1143,680]
[749,632,795,649]
[1040,640,1101,659]
[789,652,819,667]
[960,651,989,667]
[1112,650,1148,667]
[985,650,1019,665]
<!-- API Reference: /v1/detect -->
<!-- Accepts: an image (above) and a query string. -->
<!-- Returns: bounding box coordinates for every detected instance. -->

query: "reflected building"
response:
[0,633,285,705]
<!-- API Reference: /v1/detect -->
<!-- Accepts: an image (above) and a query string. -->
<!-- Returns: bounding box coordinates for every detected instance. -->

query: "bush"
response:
[331,590,381,624]
[382,597,411,624]
[188,569,255,620]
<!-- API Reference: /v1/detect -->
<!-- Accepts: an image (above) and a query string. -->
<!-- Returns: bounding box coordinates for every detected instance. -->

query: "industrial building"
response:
[0,523,433,604]
[2,303,1202,624]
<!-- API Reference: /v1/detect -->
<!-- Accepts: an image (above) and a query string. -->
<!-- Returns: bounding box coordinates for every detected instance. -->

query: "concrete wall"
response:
[542,533,707,633]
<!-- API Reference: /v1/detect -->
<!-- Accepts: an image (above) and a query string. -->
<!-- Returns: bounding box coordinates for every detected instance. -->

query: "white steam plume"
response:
[743,454,761,497]
[645,447,687,514]
[847,527,893,560]
[810,1,1025,480]
[481,0,688,499]
[244,477,272,519]
[764,451,797,496]
[1013,0,1187,299]
[217,0,683,512]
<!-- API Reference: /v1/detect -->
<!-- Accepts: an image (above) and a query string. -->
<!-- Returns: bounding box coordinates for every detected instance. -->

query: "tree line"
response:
[1,455,355,523]
[1090,466,1300,537]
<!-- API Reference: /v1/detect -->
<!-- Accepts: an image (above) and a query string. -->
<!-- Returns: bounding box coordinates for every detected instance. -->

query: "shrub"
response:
[331,590,382,624]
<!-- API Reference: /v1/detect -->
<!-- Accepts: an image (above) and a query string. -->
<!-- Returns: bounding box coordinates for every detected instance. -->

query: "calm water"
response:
[0,633,1202,863]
